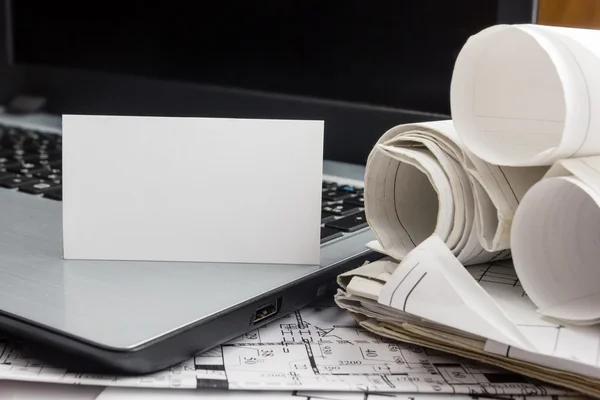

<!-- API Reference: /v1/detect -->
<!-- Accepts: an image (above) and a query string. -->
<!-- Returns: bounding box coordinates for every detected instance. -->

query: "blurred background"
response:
[2,0,600,164]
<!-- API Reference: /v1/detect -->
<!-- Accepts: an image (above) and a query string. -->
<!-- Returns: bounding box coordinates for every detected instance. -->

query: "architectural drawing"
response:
[0,302,574,395]
[465,261,600,369]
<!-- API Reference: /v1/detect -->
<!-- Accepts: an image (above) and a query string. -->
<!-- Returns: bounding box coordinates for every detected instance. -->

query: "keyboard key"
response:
[6,160,55,175]
[18,180,61,194]
[325,211,368,232]
[25,151,61,163]
[0,174,39,188]
[44,150,61,160]
[8,166,40,175]
[320,227,343,244]
[22,135,42,152]
[322,189,353,201]
[322,203,360,216]
[6,160,39,172]
[43,188,62,201]
[33,168,61,181]
[12,148,26,159]
[322,181,337,189]
[344,195,365,207]
[0,127,24,148]
[0,155,18,165]
[0,161,19,172]
[7,130,25,147]
[0,164,15,173]
[12,153,39,162]
[321,210,336,223]
[50,132,62,146]
[337,184,359,193]
[0,172,17,181]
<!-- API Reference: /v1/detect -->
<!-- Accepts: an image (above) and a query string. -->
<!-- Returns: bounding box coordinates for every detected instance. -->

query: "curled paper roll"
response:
[512,156,600,325]
[451,24,600,167]
[363,120,546,265]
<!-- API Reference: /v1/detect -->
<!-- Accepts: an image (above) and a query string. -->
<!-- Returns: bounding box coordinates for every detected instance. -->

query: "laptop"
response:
[0,1,535,374]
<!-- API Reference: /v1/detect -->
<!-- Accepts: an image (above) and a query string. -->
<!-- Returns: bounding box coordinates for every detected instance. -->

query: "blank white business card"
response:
[62,115,324,265]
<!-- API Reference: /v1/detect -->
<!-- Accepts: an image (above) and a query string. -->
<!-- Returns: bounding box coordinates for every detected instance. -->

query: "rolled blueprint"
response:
[451,24,600,167]
[512,156,600,325]
[363,120,546,265]
[338,24,600,394]
[448,23,600,325]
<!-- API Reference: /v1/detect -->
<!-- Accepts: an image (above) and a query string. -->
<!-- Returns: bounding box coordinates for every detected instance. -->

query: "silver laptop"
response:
[0,115,379,373]
[0,0,533,374]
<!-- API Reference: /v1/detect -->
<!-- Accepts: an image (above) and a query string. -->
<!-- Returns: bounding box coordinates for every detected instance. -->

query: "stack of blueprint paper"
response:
[335,23,600,398]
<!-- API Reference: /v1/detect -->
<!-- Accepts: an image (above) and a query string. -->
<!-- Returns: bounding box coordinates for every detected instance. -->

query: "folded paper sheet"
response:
[334,252,600,397]
[363,120,545,264]
[377,236,534,350]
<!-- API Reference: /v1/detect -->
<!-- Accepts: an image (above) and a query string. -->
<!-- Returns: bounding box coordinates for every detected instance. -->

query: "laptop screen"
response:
[10,2,528,116]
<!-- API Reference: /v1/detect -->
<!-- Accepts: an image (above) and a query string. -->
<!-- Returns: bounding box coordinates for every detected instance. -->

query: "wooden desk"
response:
[538,0,600,29]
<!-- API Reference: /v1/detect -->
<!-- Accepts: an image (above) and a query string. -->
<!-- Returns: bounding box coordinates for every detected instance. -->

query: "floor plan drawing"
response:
[0,302,576,395]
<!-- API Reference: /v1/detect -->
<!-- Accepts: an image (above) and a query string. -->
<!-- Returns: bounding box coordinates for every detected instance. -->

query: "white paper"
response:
[377,236,533,350]
[333,22,600,394]
[363,120,544,265]
[451,24,600,167]
[511,156,600,325]
[464,260,600,377]
[336,245,600,386]
[336,262,484,340]
[62,115,324,265]
[0,304,566,396]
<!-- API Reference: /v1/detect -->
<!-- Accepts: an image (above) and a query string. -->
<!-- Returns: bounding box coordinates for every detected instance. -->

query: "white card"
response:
[62,115,324,265]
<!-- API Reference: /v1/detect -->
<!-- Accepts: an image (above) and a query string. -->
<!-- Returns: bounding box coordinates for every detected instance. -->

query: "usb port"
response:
[252,297,282,324]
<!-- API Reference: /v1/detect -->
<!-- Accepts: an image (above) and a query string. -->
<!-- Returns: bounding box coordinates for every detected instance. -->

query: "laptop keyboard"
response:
[0,124,367,245]
[321,183,367,243]
[0,125,62,200]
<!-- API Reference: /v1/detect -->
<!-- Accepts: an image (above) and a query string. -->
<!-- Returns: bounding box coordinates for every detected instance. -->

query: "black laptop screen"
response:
[11,2,525,116]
